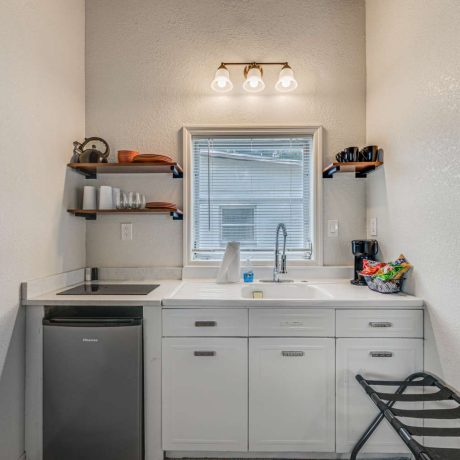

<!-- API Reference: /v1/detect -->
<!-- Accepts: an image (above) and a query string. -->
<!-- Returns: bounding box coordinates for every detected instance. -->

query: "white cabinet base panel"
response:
[249,338,335,452]
[162,337,248,451]
[336,338,423,454]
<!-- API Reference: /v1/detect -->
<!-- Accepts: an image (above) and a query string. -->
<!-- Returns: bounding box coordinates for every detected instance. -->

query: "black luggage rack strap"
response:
[351,372,460,460]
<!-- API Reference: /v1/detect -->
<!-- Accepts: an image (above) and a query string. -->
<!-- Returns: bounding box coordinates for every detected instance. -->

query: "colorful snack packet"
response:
[359,259,386,276]
[374,254,412,281]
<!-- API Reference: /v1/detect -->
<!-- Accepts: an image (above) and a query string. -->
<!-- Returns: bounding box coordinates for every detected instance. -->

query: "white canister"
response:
[112,187,121,209]
[82,186,97,210]
[98,185,113,210]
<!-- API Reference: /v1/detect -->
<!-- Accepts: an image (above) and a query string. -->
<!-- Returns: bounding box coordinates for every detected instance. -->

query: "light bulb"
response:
[275,64,297,92]
[211,64,233,93]
[243,64,265,93]
[280,78,290,88]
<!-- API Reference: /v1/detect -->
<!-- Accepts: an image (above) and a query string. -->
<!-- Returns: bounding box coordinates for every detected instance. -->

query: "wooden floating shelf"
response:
[323,161,383,179]
[67,208,183,221]
[68,162,183,179]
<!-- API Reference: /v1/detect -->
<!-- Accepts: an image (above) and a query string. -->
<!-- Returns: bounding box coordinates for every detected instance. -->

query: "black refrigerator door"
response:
[43,322,143,460]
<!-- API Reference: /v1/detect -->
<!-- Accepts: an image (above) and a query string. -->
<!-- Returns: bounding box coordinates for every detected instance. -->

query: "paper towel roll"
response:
[216,242,240,284]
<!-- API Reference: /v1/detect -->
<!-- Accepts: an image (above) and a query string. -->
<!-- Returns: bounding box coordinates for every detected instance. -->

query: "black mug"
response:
[359,145,379,162]
[336,146,359,163]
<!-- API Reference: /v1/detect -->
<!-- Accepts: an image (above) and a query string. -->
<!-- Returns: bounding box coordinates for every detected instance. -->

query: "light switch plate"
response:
[327,219,339,237]
[121,223,133,240]
[369,217,377,236]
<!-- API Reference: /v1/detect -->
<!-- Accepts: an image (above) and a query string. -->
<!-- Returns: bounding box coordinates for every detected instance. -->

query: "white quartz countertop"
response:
[24,280,182,306]
[163,279,424,307]
[24,278,424,308]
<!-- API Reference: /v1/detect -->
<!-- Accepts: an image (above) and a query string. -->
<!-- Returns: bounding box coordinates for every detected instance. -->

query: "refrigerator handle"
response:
[43,318,142,327]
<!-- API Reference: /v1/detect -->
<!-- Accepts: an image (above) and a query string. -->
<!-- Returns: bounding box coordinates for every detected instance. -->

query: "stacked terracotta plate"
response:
[145,201,177,211]
[117,152,175,164]
[133,154,174,164]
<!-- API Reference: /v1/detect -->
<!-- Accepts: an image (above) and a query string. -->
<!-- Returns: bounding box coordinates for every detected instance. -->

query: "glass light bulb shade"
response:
[243,66,265,93]
[211,66,233,92]
[275,66,298,92]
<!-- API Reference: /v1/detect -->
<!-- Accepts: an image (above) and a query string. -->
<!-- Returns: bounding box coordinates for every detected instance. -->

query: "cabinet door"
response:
[336,338,423,453]
[162,338,248,451]
[249,338,335,452]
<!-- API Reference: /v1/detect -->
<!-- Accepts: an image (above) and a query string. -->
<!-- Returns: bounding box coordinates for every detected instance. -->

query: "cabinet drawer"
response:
[163,309,248,336]
[249,309,335,337]
[336,309,423,338]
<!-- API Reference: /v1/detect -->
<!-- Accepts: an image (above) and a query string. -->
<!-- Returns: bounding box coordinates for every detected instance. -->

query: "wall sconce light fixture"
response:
[211,61,297,93]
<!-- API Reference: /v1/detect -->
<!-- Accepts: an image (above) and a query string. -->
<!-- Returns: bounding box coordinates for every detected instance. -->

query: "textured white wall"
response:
[366,0,460,386]
[85,0,367,268]
[0,1,85,458]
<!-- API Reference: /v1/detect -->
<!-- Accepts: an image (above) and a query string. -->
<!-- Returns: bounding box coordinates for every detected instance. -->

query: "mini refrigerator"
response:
[43,306,143,460]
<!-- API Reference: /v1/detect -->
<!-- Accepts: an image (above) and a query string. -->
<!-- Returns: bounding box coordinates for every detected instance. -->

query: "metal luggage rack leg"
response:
[351,372,460,460]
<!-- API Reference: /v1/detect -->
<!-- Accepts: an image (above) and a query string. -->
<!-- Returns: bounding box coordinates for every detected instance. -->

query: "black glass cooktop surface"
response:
[57,283,160,296]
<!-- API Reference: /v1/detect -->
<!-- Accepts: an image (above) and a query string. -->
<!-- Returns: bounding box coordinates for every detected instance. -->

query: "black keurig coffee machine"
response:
[351,240,379,285]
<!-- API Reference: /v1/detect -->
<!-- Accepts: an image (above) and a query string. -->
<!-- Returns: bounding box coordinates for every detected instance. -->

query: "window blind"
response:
[191,135,314,261]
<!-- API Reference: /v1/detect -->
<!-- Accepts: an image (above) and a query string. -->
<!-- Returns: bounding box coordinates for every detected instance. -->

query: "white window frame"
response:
[182,125,323,267]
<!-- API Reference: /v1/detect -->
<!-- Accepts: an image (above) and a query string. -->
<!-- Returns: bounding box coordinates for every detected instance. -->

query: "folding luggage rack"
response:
[351,372,460,460]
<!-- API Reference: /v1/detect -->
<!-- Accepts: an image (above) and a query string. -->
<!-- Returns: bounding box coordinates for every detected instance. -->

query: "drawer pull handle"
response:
[280,321,304,327]
[370,351,393,358]
[282,351,305,357]
[369,322,393,328]
[194,351,216,357]
[195,321,217,327]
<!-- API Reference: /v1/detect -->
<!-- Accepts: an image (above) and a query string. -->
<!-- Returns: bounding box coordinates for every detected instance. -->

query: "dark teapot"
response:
[72,137,110,163]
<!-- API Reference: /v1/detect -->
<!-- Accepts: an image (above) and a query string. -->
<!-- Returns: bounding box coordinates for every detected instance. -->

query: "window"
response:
[221,206,255,243]
[184,127,321,264]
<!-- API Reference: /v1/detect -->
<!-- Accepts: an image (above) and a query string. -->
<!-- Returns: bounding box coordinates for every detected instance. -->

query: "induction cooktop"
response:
[57,283,160,296]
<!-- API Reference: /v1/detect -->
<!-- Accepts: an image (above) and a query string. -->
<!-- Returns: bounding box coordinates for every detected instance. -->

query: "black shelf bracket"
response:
[170,211,183,220]
[323,165,340,179]
[73,211,97,220]
[72,168,97,180]
[355,165,376,178]
[171,165,183,179]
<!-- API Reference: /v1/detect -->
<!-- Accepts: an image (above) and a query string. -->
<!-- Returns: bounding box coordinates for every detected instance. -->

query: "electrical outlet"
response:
[327,219,339,237]
[369,217,378,236]
[121,223,133,241]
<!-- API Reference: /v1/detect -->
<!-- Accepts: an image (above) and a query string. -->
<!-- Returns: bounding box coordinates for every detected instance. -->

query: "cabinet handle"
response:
[370,351,393,358]
[369,321,393,328]
[281,351,305,357]
[193,351,216,357]
[195,321,217,327]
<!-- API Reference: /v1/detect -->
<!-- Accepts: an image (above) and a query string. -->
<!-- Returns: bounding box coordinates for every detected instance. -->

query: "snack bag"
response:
[359,259,386,276]
[374,254,412,281]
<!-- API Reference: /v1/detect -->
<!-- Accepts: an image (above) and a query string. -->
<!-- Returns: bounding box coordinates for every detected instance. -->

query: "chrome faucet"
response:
[273,223,288,282]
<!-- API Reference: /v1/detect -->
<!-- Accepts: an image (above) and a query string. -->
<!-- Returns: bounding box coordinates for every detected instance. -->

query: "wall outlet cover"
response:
[121,223,133,240]
[327,219,339,238]
[369,217,377,236]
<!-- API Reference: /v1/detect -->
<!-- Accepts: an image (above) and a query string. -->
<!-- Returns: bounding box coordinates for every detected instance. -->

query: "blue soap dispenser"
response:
[243,258,254,283]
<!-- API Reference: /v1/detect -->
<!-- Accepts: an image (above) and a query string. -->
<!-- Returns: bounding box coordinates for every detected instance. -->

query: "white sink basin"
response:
[241,282,333,300]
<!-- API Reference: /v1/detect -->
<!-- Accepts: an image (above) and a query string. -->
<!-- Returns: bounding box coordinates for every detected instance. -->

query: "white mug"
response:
[112,187,121,208]
[98,185,113,209]
[82,186,97,210]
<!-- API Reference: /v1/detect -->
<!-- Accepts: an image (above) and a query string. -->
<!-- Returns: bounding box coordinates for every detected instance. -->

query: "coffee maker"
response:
[351,240,379,285]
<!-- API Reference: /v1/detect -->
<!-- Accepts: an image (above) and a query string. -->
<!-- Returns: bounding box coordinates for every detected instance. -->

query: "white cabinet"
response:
[163,308,248,337]
[249,338,335,452]
[336,338,423,453]
[249,308,334,337]
[162,338,248,451]
[336,309,423,338]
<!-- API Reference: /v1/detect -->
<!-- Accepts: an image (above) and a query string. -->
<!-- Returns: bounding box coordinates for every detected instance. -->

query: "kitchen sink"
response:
[241,282,333,300]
